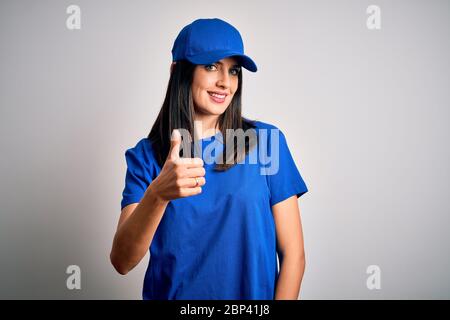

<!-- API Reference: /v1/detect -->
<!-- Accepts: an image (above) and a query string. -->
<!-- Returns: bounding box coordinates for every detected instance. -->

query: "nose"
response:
[216,69,231,89]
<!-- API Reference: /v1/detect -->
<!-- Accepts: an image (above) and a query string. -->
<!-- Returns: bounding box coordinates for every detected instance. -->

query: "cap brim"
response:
[187,50,258,72]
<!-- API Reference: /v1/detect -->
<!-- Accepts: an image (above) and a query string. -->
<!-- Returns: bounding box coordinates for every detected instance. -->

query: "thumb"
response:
[169,129,181,160]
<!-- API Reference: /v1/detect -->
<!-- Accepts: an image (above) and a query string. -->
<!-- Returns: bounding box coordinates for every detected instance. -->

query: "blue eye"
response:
[230,67,241,76]
[205,64,217,71]
[205,64,240,75]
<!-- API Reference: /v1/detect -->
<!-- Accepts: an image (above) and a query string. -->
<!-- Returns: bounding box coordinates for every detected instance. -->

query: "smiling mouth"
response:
[208,91,227,103]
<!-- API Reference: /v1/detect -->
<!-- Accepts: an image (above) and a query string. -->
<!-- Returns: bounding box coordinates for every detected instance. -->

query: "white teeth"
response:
[209,92,225,99]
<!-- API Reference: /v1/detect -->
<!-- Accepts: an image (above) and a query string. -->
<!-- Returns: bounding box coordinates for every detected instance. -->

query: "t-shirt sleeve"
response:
[265,128,308,207]
[120,140,154,211]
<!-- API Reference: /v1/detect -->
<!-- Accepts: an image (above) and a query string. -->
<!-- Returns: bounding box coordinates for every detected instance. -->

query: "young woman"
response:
[110,18,309,300]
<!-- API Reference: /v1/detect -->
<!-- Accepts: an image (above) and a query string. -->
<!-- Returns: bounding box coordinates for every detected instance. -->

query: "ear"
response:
[170,62,176,74]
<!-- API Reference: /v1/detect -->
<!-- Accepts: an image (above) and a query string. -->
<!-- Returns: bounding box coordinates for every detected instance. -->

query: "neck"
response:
[193,114,220,140]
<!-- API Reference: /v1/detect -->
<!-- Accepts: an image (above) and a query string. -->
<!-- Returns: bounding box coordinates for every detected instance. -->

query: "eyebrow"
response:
[215,61,241,68]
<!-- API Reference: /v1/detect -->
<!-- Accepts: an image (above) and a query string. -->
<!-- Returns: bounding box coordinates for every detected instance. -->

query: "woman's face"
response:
[191,57,241,117]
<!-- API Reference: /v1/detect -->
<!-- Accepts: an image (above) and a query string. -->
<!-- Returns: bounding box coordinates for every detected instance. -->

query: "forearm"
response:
[110,184,168,275]
[274,253,305,300]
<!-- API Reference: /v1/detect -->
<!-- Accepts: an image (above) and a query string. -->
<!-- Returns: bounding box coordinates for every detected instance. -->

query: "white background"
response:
[0,0,449,299]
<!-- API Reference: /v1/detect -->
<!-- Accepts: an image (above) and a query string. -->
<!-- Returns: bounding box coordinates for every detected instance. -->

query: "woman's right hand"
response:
[149,129,206,201]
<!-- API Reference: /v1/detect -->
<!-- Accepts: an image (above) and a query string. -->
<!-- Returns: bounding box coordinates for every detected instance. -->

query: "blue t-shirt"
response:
[120,120,308,300]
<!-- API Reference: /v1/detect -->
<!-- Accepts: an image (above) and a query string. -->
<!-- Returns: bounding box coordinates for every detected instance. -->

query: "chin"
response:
[197,102,229,115]
[211,105,230,115]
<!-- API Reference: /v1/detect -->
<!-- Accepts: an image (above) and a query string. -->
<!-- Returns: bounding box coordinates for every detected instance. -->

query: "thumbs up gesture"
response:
[150,129,206,201]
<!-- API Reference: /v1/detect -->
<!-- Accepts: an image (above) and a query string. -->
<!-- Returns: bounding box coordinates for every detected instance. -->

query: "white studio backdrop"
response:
[0,0,449,299]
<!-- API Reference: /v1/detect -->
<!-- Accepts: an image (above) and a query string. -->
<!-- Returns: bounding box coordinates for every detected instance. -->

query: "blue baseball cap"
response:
[171,18,257,72]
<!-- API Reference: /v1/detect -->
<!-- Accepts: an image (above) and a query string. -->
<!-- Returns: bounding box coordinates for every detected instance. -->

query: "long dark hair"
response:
[147,59,257,171]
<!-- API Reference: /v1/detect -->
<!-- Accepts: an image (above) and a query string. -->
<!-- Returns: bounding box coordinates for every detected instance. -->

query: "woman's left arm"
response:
[273,195,306,300]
